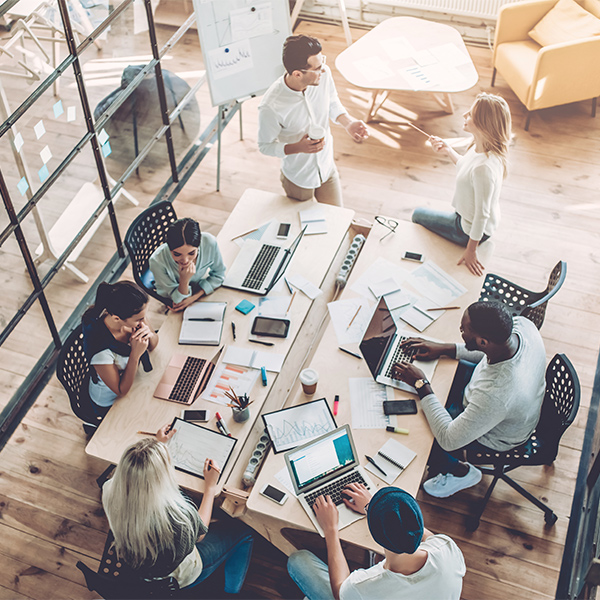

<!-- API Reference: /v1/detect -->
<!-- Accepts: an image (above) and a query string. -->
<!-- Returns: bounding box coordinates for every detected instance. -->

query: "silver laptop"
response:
[223,227,306,295]
[284,425,376,537]
[359,297,438,393]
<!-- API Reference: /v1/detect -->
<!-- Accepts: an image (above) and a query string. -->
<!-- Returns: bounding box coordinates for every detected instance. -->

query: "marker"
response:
[365,455,387,477]
[386,426,410,435]
[207,459,221,474]
[333,395,339,416]
[339,347,361,359]
[231,321,236,340]
[249,339,274,347]
[215,412,231,436]
[261,366,268,386]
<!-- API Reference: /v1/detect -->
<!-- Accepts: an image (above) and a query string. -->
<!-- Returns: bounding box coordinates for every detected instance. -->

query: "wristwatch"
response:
[414,378,430,396]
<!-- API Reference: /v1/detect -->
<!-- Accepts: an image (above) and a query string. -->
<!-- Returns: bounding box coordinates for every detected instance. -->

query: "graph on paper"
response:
[168,418,236,479]
[262,398,337,453]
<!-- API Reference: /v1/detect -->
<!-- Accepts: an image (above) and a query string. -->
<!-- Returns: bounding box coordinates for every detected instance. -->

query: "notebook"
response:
[364,438,417,484]
[299,206,327,235]
[179,302,227,345]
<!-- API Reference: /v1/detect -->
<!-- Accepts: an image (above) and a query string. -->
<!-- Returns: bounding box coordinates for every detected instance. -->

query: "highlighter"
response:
[386,426,409,435]
[261,366,268,386]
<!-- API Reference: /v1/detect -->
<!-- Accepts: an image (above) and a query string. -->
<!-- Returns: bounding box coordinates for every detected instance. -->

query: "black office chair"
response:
[479,260,566,329]
[465,353,580,531]
[56,324,104,435]
[124,201,178,306]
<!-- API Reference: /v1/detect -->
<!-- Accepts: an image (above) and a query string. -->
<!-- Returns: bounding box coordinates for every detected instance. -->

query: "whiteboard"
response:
[193,0,292,107]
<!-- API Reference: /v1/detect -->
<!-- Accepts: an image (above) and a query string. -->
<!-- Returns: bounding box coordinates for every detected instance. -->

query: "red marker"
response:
[215,412,231,437]
[333,395,339,416]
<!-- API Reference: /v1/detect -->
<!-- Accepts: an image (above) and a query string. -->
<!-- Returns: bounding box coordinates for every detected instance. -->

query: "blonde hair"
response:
[102,438,199,569]
[470,92,512,177]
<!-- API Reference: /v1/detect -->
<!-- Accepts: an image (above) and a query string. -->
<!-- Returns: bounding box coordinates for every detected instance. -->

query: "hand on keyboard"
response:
[312,495,339,535]
[340,482,372,515]
[391,361,425,386]
[400,337,449,361]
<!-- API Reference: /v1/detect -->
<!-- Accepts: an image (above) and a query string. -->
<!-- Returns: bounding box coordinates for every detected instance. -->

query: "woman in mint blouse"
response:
[149,218,226,312]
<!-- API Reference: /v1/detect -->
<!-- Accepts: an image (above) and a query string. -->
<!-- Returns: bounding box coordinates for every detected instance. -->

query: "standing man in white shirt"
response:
[258,35,369,206]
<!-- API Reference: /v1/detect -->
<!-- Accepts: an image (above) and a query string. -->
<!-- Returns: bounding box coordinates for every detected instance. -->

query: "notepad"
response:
[364,438,417,484]
[299,206,328,235]
[223,346,285,373]
[179,302,227,345]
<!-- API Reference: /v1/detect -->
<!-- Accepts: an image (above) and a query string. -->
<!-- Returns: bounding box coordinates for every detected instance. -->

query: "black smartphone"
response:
[383,399,418,415]
[402,251,424,263]
[277,223,291,240]
[182,409,210,422]
[251,316,291,338]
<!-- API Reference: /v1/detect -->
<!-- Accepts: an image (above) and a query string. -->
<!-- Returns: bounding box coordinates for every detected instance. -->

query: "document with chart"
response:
[261,398,337,453]
[167,418,237,480]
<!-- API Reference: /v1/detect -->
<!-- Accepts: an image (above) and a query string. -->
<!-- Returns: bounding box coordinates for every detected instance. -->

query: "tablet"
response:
[167,418,237,480]
[261,397,337,453]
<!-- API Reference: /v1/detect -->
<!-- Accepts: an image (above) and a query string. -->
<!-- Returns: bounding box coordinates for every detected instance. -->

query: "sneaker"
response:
[423,463,482,498]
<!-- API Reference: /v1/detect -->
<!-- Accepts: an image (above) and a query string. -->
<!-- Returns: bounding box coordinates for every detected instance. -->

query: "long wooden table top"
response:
[86,188,354,494]
[245,218,493,551]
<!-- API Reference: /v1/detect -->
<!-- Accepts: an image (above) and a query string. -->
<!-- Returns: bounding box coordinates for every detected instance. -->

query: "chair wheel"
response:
[545,512,558,526]
[466,516,480,532]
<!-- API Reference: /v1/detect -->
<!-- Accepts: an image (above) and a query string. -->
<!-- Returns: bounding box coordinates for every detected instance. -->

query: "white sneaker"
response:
[423,463,482,498]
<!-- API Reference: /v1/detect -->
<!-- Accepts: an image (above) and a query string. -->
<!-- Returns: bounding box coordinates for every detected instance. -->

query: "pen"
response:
[406,121,431,137]
[347,305,361,329]
[249,339,274,347]
[365,455,387,477]
[261,366,268,386]
[137,430,156,436]
[189,318,215,321]
[286,291,296,315]
[231,321,236,340]
[339,346,361,359]
[333,394,339,416]
[207,459,221,474]
[215,412,231,436]
[231,226,259,241]
[386,426,410,435]
[426,306,460,311]
[284,277,294,294]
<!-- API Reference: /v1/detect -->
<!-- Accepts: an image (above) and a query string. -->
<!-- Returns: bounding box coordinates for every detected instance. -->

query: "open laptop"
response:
[153,346,223,405]
[284,425,376,537]
[223,227,306,295]
[359,297,438,393]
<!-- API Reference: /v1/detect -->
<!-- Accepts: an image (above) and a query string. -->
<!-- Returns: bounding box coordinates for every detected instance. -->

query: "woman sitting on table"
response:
[149,217,226,312]
[411,92,512,276]
[102,424,255,592]
[82,281,158,417]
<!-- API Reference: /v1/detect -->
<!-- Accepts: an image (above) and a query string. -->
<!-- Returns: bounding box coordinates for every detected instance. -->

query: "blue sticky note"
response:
[38,164,49,183]
[101,141,112,157]
[235,299,255,315]
[53,100,64,118]
[17,177,29,196]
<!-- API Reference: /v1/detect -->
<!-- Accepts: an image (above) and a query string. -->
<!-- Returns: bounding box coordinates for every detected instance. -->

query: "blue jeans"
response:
[427,360,495,476]
[288,550,336,600]
[412,207,489,247]
[185,517,254,594]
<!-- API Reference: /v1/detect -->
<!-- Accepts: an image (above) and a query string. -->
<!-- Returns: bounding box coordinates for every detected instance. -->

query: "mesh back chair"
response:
[124,201,178,306]
[479,260,566,329]
[465,354,580,531]
[56,324,103,433]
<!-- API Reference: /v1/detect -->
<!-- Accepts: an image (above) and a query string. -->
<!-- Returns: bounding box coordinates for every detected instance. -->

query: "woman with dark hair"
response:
[82,281,158,415]
[149,218,226,312]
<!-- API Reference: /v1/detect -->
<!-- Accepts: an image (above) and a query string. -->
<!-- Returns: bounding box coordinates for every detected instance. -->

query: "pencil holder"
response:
[232,405,250,423]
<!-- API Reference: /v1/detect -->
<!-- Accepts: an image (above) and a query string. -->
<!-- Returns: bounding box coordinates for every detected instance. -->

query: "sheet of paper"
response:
[349,378,396,429]
[275,465,297,496]
[209,39,253,81]
[353,56,394,83]
[234,220,276,247]
[201,362,259,406]
[399,298,445,332]
[286,273,322,300]
[258,296,290,317]
[406,261,467,306]
[350,257,410,300]
[299,206,328,235]
[421,63,465,89]
[364,439,417,484]
[223,346,284,372]
[430,43,471,67]
[399,65,437,90]
[327,297,372,346]
[368,277,401,299]
[230,2,273,42]
[412,49,437,67]
[380,37,416,61]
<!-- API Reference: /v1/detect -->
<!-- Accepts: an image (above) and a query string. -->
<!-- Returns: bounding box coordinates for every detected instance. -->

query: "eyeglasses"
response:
[300,54,326,73]
[375,216,398,241]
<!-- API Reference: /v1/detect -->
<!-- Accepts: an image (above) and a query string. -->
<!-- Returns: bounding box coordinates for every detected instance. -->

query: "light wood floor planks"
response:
[0,18,598,600]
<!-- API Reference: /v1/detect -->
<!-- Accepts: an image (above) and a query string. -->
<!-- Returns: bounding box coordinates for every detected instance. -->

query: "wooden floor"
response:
[0,17,599,600]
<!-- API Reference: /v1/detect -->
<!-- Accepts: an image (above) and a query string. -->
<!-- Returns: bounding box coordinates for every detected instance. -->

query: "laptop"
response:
[359,297,438,393]
[153,346,223,405]
[284,425,376,537]
[223,227,306,295]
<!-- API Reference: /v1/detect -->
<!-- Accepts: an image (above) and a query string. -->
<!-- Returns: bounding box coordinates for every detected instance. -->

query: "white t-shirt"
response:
[89,349,129,407]
[339,534,466,600]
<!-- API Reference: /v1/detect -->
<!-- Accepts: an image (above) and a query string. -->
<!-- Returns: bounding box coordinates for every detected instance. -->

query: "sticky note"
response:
[34,120,46,139]
[53,100,64,118]
[38,164,49,183]
[67,106,76,122]
[101,141,112,157]
[235,299,255,315]
[17,177,29,196]
[14,132,24,152]
[98,128,109,145]
[40,145,52,164]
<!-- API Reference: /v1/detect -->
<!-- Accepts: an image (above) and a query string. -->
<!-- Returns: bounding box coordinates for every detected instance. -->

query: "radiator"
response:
[369,0,522,21]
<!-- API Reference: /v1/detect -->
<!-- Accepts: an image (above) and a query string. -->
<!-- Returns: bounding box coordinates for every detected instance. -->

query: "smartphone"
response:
[383,399,418,415]
[260,483,288,505]
[277,223,291,240]
[182,409,210,422]
[251,316,291,338]
[402,251,424,263]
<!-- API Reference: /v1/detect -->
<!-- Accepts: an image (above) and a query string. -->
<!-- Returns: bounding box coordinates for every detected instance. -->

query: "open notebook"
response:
[179,302,227,345]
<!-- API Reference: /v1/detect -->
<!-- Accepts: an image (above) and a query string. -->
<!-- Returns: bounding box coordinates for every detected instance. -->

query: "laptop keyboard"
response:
[305,471,369,511]
[169,356,207,403]
[384,335,416,378]
[242,244,280,290]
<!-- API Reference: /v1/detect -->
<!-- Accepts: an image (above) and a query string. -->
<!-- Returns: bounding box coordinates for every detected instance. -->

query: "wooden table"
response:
[335,17,479,120]
[244,218,493,555]
[85,188,354,495]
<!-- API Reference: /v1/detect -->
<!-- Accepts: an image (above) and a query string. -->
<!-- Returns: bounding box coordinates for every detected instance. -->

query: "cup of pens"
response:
[225,387,252,423]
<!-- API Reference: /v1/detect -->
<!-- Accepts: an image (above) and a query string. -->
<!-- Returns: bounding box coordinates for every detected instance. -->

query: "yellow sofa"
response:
[492,0,600,130]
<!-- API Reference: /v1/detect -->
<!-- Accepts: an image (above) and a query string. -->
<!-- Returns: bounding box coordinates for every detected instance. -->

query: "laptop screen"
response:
[287,426,356,492]
[359,297,397,380]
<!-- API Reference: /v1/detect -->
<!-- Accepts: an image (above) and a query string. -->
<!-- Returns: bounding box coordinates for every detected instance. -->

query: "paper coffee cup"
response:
[300,368,319,395]
[308,124,326,142]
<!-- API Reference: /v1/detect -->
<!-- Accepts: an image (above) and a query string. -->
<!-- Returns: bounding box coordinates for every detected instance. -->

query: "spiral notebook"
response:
[364,438,417,484]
